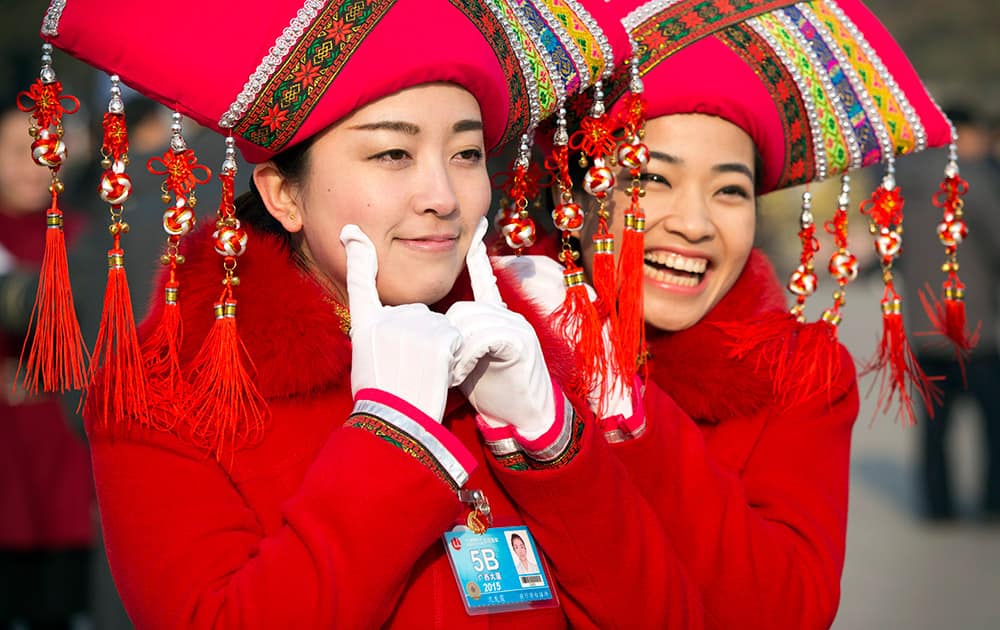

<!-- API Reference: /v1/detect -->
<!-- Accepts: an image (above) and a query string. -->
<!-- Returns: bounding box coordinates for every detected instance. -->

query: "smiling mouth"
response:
[643,251,708,288]
[397,235,459,252]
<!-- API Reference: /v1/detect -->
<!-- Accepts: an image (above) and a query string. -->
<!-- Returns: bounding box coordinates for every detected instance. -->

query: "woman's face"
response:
[512,536,527,560]
[256,83,489,306]
[0,109,53,214]
[582,113,756,331]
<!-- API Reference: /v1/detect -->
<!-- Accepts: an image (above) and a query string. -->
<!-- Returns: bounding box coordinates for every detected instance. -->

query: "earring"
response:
[289,209,297,222]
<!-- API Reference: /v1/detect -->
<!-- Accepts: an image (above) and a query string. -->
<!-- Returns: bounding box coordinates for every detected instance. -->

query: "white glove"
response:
[341,224,461,423]
[447,218,556,440]
[494,255,633,421]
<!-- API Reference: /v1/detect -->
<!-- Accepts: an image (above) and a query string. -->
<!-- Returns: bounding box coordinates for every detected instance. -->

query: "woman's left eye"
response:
[718,185,751,199]
[454,148,484,162]
[371,149,410,162]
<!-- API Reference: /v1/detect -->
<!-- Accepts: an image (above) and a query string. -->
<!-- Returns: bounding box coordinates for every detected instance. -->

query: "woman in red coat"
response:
[37,0,706,627]
[502,0,962,628]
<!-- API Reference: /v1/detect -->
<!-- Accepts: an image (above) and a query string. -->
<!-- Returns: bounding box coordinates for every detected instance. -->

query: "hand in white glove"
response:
[494,255,633,422]
[341,224,461,423]
[447,218,556,440]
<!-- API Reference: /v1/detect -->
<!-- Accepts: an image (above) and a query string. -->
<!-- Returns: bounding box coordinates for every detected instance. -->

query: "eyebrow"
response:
[649,150,754,183]
[348,119,483,135]
[349,121,420,135]
[453,119,484,133]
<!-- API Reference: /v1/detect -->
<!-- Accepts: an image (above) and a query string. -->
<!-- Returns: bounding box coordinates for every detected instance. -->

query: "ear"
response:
[253,163,303,233]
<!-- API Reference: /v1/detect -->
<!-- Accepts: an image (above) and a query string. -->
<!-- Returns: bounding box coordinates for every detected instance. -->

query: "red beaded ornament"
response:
[860,168,941,424]
[569,80,619,341]
[544,106,606,405]
[821,175,859,327]
[787,190,819,323]
[140,113,211,426]
[85,75,149,430]
[494,134,542,254]
[919,143,980,382]
[184,137,268,461]
[15,43,88,394]
[613,58,649,376]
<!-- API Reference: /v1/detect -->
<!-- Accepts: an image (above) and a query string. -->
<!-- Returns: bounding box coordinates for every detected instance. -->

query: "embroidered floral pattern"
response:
[346,414,459,491]
[231,0,393,151]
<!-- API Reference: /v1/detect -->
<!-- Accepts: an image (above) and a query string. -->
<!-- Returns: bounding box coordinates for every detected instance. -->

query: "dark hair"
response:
[510,533,525,546]
[234,134,320,251]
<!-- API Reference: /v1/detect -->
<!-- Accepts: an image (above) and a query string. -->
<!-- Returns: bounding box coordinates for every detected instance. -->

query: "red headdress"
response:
[557,0,964,424]
[18,0,628,457]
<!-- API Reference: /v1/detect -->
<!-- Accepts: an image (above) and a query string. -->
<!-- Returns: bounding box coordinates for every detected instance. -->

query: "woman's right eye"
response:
[370,149,410,162]
[639,172,670,187]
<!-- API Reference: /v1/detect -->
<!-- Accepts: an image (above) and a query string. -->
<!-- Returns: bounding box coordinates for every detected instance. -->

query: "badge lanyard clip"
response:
[458,488,492,534]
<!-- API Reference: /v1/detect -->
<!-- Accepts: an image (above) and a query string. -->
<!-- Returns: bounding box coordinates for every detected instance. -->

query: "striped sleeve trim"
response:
[602,375,647,443]
[347,389,477,490]
[515,391,574,463]
[482,392,584,472]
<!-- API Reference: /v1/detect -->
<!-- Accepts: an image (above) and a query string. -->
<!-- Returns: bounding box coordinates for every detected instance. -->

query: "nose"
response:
[412,158,460,217]
[655,186,715,243]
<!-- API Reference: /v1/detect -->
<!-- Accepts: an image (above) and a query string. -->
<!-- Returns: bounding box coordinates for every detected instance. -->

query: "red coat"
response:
[87,224,704,629]
[612,250,859,629]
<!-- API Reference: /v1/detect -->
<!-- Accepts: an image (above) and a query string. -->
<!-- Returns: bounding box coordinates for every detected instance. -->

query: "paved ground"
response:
[826,277,1000,630]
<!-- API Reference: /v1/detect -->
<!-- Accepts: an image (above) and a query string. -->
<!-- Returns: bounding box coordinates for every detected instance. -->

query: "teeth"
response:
[643,251,708,274]
[643,265,700,287]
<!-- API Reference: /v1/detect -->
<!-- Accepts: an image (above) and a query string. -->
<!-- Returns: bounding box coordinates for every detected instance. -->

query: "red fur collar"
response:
[645,249,842,423]
[140,223,573,402]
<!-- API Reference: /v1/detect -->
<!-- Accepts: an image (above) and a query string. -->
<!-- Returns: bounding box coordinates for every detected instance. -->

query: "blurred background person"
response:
[0,88,95,630]
[895,105,1000,522]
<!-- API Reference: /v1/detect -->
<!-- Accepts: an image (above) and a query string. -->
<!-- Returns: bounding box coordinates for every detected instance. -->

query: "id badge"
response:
[443,524,558,615]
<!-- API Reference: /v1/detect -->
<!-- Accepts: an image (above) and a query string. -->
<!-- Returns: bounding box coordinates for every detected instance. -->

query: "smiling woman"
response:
[253,84,490,307]
[585,113,758,332]
[28,0,709,627]
[503,0,961,628]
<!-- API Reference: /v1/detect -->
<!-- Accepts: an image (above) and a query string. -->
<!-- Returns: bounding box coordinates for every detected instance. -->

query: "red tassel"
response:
[616,138,649,375]
[84,94,149,429]
[591,217,618,325]
[141,277,184,430]
[83,241,148,429]
[551,260,606,403]
[16,199,89,393]
[918,283,981,387]
[858,174,943,423]
[922,170,979,367]
[721,315,841,407]
[617,211,644,373]
[864,288,942,425]
[185,297,268,461]
[15,65,88,393]
[544,119,609,408]
[183,149,268,461]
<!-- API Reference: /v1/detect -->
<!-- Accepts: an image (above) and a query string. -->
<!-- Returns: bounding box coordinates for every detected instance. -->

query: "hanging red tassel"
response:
[141,277,184,430]
[495,135,540,254]
[821,175,859,329]
[720,313,841,407]
[84,79,150,430]
[787,190,819,323]
[15,46,88,394]
[141,113,209,424]
[570,80,619,321]
[184,146,268,460]
[544,111,606,403]
[614,78,649,375]
[860,173,941,424]
[919,160,979,378]
[186,296,267,461]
